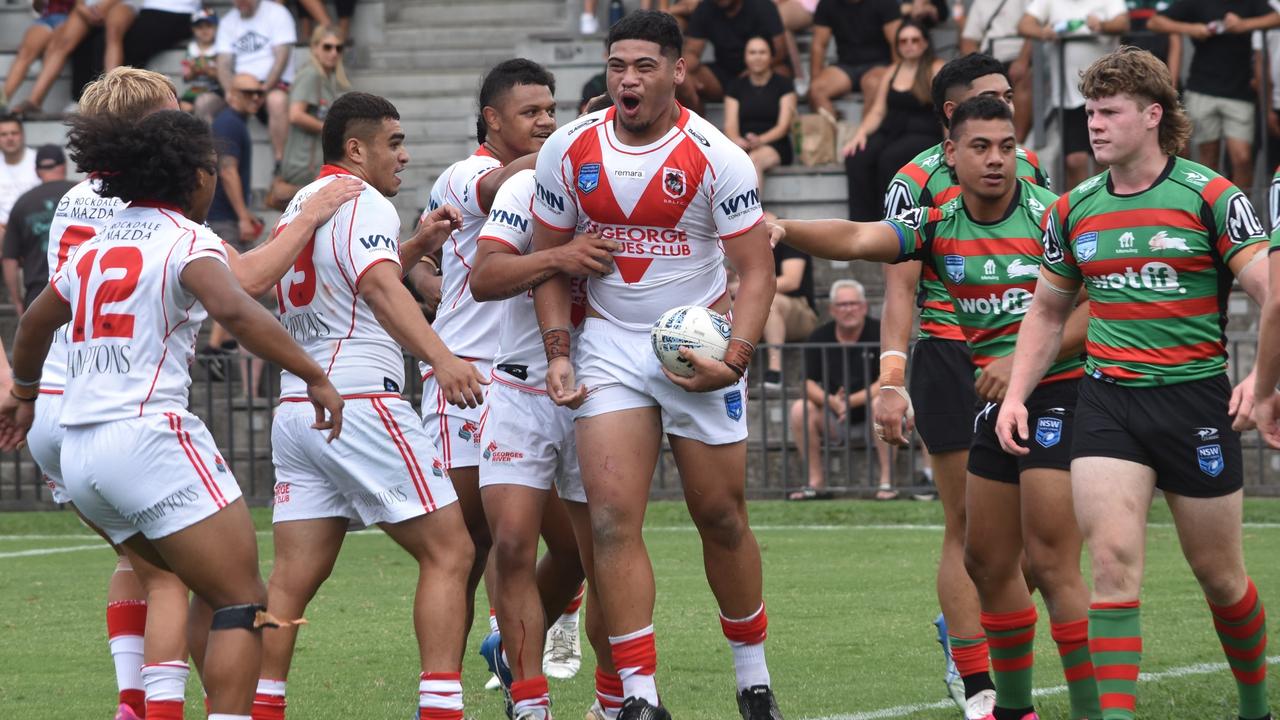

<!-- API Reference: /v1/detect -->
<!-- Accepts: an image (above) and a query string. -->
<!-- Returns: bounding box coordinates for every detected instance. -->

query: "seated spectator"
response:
[960,0,1034,142]
[808,0,902,117]
[1124,0,1181,76]
[294,0,357,44]
[788,279,896,500]
[775,0,817,31]
[1,145,75,314]
[842,20,943,221]
[1151,1,1280,190]
[901,0,949,27]
[105,0,199,71]
[762,232,817,388]
[0,115,40,239]
[278,26,351,187]
[680,0,790,114]
[10,0,123,117]
[217,0,298,168]
[1019,0,1128,188]
[180,9,223,119]
[2,0,75,109]
[1255,13,1280,172]
[724,36,798,191]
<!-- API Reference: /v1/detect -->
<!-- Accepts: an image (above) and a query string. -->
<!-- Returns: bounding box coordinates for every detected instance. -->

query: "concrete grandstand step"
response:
[363,45,516,72]
[384,24,567,50]
[391,0,565,26]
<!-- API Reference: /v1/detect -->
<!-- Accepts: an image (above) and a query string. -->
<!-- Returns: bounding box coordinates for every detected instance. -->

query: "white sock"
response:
[141,661,189,702]
[109,635,144,695]
[208,715,252,719]
[557,611,579,631]
[488,610,500,634]
[728,640,770,690]
[256,678,286,697]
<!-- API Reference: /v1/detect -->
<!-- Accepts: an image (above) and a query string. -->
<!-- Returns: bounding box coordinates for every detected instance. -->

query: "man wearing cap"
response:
[1,144,73,314]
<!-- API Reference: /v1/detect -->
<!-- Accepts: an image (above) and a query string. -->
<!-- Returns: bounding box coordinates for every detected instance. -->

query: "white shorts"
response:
[29,392,68,503]
[575,318,748,445]
[61,411,244,544]
[478,379,586,503]
[272,395,458,528]
[421,359,492,470]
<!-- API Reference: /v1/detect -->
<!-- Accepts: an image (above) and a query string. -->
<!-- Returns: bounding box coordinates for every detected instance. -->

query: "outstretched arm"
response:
[775,217,904,263]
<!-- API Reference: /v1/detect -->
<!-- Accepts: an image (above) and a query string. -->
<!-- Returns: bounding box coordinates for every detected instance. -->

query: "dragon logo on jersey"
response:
[1149,230,1192,253]
[1075,232,1099,263]
[458,421,480,443]
[1006,258,1040,279]
[1197,444,1224,477]
[724,390,744,421]
[577,163,601,194]
[884,179,913,217]
[944,255,965,283]
[432,459,446,477]
[1035,417,1062,448]
[662,167,687,199]
[1226,193,1264,244]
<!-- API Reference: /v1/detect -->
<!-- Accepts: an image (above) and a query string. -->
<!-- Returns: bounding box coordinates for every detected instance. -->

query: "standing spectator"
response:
[1,145,75,314]
[725,36,798,191]
[842,20,944,220]
[10,0,123,117]
[1255,2,1280,173]
[1151,1,1280,190]
[294,0,357,44]
[1019,0,1129,188]
[2,0,75,108]
[960,0,1034,141]
[902,0,950,27]
[680,0,790,113]
[1124,1,1181,75]
[180,9,222,118]
[277,26,351,190]
[808,0,902,118]
[105,0,199,71]
[0,115,39,239]
[216,0,297,168]
[787,279,896,500]
[761,236,817,389]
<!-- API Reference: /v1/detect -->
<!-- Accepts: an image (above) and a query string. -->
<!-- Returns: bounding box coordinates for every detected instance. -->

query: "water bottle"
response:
[1207,20,1225,35]
[1052,18,1086,34]
[609,0,625,27]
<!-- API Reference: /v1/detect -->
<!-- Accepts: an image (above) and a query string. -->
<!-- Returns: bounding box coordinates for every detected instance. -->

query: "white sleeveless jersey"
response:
[50,202,227,426]
[532,106,764,332]
[273,166,405,399]
[43,179,128,391]
[423,147,505,368]
[477,170,587,392]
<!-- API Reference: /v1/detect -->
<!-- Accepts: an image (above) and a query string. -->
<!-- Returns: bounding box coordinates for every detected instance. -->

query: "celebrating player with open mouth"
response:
[531,11,782,720]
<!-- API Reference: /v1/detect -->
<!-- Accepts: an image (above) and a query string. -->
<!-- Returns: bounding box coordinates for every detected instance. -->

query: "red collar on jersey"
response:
[475,145,495,159]
[131,199,183,213]
[317,164,356,179]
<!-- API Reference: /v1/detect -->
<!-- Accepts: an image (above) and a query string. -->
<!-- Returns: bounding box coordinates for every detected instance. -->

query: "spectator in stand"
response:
[10,0,123,118]
[902,0,949,28]
[0,116,39,240]
[775,0,817,31]
[1255,4,1280,173]
[808,0,902,118]
[1,145,74,314]
[761,236,817,389]
[104,0,198,71]
[788,279,896,500]
[1019,0,1129,188]
[279,25,351,187]
[1,0,75,110]
[680,0,790,114]
[725,36,798,191]
[1124,1,1181,76]
[294,0,357,44]
[180,9,222,118]
[842,20,944,221]
[216,0,297,169]
[1151,2,1280,190]
[960,0,1034,142]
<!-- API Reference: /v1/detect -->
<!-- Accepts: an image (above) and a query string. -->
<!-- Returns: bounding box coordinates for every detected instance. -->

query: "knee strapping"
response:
[210,603,306,632]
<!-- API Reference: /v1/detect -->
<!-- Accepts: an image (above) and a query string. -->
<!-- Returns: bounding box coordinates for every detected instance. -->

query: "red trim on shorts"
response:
[39,388,64,395]
[370,397,436,511]
[278,392,401,403]
[165,412,226,508]
[490,370,547,395]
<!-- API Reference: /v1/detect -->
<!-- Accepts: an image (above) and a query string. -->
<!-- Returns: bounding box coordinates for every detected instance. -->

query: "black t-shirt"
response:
[813,0,901,68]
[579,72,607,112]
[804,318,880,396]
[772,242,814,309]
[1163,0,1272,100]
[687,0,785,78]
[209,106,252,222]
[726,73,796,137]
[1,179,77,308]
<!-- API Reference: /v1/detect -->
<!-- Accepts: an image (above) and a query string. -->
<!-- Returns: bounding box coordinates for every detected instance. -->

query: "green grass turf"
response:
[3,499,1280,719]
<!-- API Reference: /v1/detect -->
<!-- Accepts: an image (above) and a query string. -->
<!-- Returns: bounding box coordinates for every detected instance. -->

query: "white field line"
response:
[805,654,1280,720]
[0,543,108,559]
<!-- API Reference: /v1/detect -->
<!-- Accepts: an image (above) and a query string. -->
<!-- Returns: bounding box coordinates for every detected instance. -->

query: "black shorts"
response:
[909,338,977,453]
[968,379,1078,485]
[834,62,880,90]
[1052,106,1090,156]
[703,61,735,93]
[1073,374,1243,498]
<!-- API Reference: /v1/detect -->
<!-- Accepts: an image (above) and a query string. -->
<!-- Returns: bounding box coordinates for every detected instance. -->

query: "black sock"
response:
[962,672,994,700]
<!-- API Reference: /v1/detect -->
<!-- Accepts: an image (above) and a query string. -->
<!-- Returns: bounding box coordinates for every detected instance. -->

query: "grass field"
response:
[3,499,1280,719]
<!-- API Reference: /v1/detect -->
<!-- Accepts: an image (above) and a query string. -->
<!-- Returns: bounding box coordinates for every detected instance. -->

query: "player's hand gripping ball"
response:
[651,305,732,378]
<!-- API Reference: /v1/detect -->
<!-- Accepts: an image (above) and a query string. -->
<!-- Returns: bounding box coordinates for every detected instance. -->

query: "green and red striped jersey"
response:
[1041,157,1266,387]
[883,179,1082,384]
[885,142,1052,341]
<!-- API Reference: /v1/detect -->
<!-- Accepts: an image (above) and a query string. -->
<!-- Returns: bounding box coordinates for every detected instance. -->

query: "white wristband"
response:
[878,384,915,420]
[880,350,908,361]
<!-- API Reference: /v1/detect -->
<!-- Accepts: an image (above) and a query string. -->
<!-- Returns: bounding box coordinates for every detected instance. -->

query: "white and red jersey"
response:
[42,179,128,392]
[532,105,764,332]
[477,170,588,392]
[50,202,227,426]
[273,165,405,400]
[423,147,505,367]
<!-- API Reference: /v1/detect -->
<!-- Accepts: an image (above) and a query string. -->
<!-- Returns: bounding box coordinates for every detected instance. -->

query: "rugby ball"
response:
[651,305,732,378]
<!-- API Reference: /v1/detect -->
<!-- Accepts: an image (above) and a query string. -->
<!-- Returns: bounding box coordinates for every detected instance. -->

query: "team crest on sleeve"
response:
[578,163,601,194]
[724,389,744,421]
[944,255,965,283]
[1034,417,1062,448]
[662,167,687,199]
[1197,444,1224,477]
[1074,232,1098,263]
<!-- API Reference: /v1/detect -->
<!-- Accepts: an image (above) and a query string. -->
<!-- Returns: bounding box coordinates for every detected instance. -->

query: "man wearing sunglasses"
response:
[216,0,298,166]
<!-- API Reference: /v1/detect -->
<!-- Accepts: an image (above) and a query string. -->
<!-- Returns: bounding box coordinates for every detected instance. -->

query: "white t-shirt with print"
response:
[215,0,297,84]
